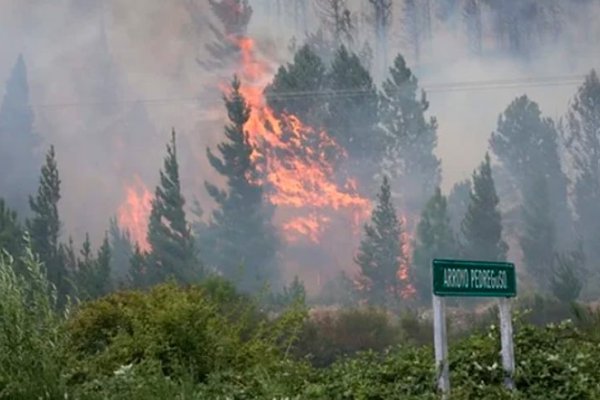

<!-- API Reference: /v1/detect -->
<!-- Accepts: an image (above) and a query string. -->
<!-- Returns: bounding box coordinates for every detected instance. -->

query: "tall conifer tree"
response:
[565,70,600,261]
[379,53,440,214]
[27,146,69,303]
[203,76,279,292]
[265,45,327,125]
[146,130,200,285]
[75,233,112,300]
[355,176,406,306]
[461,153,508,261]
[413,187,457,304]
[108,217,133,285]
[0,55,41,215]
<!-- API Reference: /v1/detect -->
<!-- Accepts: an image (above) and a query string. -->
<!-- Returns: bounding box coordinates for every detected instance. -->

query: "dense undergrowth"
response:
[2,251,600,399]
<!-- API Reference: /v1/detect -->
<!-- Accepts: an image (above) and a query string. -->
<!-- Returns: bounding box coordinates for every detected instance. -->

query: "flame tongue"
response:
[234,36,371,243]
[117,176,153,252]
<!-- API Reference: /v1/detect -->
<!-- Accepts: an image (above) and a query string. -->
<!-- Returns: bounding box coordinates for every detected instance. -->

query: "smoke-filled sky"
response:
[1,0,600,249]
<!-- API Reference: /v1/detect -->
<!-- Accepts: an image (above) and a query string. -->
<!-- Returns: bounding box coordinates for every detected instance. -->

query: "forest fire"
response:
[117,176,153,252]
[399,215,416,298]
[233,36,371,243]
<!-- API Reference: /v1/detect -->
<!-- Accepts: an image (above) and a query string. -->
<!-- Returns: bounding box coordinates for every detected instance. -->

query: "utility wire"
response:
[29,74,586,109]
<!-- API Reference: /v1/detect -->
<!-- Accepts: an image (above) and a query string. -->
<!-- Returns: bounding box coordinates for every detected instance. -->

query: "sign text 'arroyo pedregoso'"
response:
[432,259,516,297]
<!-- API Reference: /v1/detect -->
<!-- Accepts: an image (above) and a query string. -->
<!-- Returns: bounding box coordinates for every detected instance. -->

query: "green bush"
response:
[66,281,306,388]
[294,307,402,367]
[4,247,600,399]
[0,246,70,399]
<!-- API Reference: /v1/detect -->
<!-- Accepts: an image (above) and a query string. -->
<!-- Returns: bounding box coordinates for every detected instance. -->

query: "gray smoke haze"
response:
[1,0,600,287]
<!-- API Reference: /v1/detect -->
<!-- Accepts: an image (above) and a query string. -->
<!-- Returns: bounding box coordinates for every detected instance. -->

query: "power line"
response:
[29,74,586,109]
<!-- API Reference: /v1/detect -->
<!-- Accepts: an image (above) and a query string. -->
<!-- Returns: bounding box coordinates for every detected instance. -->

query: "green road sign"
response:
[433,259,516,297]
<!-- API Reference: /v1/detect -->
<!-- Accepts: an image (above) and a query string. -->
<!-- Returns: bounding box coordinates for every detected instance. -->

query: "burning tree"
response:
[199,0,253,72]
[202,76,279,292]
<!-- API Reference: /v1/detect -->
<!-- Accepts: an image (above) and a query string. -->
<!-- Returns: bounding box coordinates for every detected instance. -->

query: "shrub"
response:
[294,307,401,367]
[66,281,306,389]
[0,245,70,399]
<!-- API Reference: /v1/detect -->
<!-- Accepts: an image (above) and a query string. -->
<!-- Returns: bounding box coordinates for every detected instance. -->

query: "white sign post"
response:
[499,298,515,389]
[432,294,449,397]
[432,259,517,396]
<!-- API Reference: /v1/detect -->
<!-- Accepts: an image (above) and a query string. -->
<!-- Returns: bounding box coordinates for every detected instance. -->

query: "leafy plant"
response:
[0,241,70,399]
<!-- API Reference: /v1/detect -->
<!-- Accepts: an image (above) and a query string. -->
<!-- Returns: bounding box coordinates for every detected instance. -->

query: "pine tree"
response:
[204,76,279,292]
[74,233,94,299]
[379,53,440,214]
[0,55,41,216]
[447,179,471,239]
[355,176,406,307]
[128,244,148,288]
[565,70,600,261]
[94,234,112,297]
[146,130,200,285]
[75,233,112,300]
[413,187,457,304]
[490,95,570,241]
[0,199,24,259]
[461,153,508,261]
[27,146,69,303]
[519,177,555,289]
[326,46,382,192]
[265,45,327,125]
[108,217,133,285]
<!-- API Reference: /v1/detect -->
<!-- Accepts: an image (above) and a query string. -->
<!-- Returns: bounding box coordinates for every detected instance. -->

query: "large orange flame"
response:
[117,176,153,252]
[232,36,371,243]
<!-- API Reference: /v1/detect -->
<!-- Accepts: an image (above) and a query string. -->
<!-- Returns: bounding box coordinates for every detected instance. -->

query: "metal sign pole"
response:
[433,294,449,397]
[498,298,515,390]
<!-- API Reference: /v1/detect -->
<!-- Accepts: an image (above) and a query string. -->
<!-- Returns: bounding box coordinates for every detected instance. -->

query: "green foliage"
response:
[128,243,148,288]
[566,70,600,261]
[0,242,69,399]
[0,199,23,263]
[109,217,133,285]
[326,46,382,192]
[326,46,378,150]
[27,145,71,306]
[2,258,600,399]
[65,281,305,388]
[491,95,570,285]
[268,275,307,312]
[147,130,201,285]
[379,53,440,213]
[461,153,508,261]
[413,187,458,304]
[355,176,407,307]
[520,177,555,290]
[447,179,471,239]
[266,44,327,124]
[76,233,113,300]
[294,307,402,367]
[203,76,279,292]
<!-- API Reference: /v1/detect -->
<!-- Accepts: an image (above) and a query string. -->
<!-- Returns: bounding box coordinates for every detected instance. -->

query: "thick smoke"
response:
[1,0,600,289]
